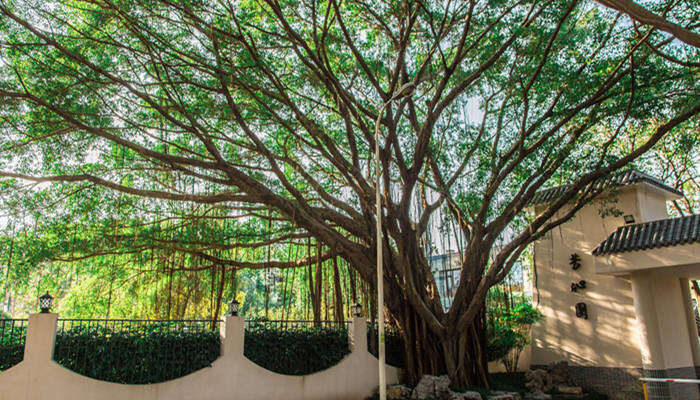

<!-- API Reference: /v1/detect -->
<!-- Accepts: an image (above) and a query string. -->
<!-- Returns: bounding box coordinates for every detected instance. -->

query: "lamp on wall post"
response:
[373,81,416,400]
[351,302,363,318]
[226,298,240,317]
[38,292,53,313]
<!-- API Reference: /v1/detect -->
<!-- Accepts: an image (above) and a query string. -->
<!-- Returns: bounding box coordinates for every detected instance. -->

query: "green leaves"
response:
[0,321,26,372]
[53,323,220,384]
[243,323,350,375]
[486,302,542,363]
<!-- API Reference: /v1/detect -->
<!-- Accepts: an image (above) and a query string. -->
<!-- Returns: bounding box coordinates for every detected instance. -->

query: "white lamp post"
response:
[374,82,415,400]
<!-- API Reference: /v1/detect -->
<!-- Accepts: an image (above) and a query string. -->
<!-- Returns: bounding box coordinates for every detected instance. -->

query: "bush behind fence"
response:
[0,319,27,371]
[244,320,351,375]
[0,318,405,382]
[53,319,221,384]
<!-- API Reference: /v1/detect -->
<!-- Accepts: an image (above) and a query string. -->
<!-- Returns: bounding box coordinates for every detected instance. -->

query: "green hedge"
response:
[244,324,350,375]
[367,327,405,368]
[53,324,220,384]
[0,324,26,372]
[1,320,404,380]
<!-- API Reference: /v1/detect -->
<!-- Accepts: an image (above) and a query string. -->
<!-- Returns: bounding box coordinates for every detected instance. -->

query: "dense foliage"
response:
[367,326,406,368]
[486,303,543,372]
[53,324,220,384]
[0,322,25,372]
[244,323,350,375]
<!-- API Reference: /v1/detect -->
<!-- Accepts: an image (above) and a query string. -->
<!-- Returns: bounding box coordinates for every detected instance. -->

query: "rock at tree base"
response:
[548,362,574,386]
[523,389,551,400]
[525,369,552,392]
[556,385,583,396]
[410,375,452,400]
[449,391,483,400]
[487,391,521,400]
[523,362,583,399]
[387,385,413,400]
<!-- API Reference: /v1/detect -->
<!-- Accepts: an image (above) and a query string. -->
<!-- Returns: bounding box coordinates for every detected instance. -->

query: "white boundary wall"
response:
[0,314,399,400]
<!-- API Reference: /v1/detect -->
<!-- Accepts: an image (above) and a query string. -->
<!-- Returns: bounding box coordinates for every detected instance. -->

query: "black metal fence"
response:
[53,319,221,384]
[0,319,27,371]
[244,319,350,330]
[56,318,221,334]
[0,317,386,381]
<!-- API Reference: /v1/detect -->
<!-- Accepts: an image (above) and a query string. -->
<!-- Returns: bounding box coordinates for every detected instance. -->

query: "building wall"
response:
[530,185,673,398]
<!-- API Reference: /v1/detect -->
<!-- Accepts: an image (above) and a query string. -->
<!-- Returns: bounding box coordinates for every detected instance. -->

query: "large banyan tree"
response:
[0,0,698,386]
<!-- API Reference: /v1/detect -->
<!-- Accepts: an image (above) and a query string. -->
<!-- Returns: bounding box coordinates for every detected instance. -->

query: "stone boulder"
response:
[387,385,412,400]
[449,390,483,400]
[523,389,551,400]
[523,363,583,399]
[524,369,552,393]
[486,391,521,400]
[547,362,574,386]
[411,375,452,400]
[556,385,583,396]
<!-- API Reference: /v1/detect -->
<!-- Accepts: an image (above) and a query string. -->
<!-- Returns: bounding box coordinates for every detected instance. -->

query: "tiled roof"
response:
[528,169,682,206]
[592,214,700,256]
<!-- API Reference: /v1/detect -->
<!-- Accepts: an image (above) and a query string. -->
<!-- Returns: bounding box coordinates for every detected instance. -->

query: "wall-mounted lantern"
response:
[226,298,240,316]
[575,302,588,319]
[351,303,363,317]
[569,253,581,270]
[39,292,53,313]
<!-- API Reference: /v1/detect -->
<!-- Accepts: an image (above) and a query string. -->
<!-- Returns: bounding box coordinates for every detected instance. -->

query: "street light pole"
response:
[374,101,386,400]
[374,82,415,400]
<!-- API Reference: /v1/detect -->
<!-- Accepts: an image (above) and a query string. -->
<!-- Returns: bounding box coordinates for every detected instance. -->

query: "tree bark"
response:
[314,242,323,326]
[595,0,700,49]
[332,256,344,323]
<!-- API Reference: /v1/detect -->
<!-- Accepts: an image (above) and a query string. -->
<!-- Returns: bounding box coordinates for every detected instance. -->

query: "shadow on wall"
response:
[0,314,399,400]
[531,208,641,369]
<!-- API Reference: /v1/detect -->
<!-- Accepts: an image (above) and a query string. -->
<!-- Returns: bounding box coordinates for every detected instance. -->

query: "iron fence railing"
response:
[1,317,367,380]
[56,318,222,333]
[0,319,27,371]
[244,319,350,330]
[53,319,221,384]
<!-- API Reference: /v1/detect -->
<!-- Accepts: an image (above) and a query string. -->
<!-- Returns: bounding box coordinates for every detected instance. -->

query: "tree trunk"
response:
[332,256,344,323]
[390,292,488,387]
[347,230,490,388]
[213,265,226,323]
[313,242,323,326]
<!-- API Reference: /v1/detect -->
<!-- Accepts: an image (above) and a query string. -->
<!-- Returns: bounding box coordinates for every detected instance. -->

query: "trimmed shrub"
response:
[53,323,220,384]
[0,323,26,372]
[244,323,350,375]
[367,326,405,368]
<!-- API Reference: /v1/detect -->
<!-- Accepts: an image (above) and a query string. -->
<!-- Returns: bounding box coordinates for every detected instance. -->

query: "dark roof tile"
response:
[592,214,700,256]
[529,169,682,207]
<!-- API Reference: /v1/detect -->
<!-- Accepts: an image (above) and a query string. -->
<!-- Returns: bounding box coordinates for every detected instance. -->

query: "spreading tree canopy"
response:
[0,0,698,385]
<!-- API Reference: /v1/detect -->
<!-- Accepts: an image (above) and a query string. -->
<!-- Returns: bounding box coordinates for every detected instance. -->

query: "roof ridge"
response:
[592,214,700,256]
[529,169,682,207]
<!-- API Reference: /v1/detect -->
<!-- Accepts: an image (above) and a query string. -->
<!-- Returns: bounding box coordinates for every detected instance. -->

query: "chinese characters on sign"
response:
[569,253,581,270]
[570,280,586,292]
[570,253,587,319]
[575,302,588,319]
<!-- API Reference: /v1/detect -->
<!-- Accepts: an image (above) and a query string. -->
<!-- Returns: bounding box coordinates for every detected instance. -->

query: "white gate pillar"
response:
[23,313,58,362]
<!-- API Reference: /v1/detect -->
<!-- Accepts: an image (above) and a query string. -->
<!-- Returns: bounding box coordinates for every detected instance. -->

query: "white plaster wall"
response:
[0,314,399,400]
[530,187,651,368]
[631,273,698,371]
